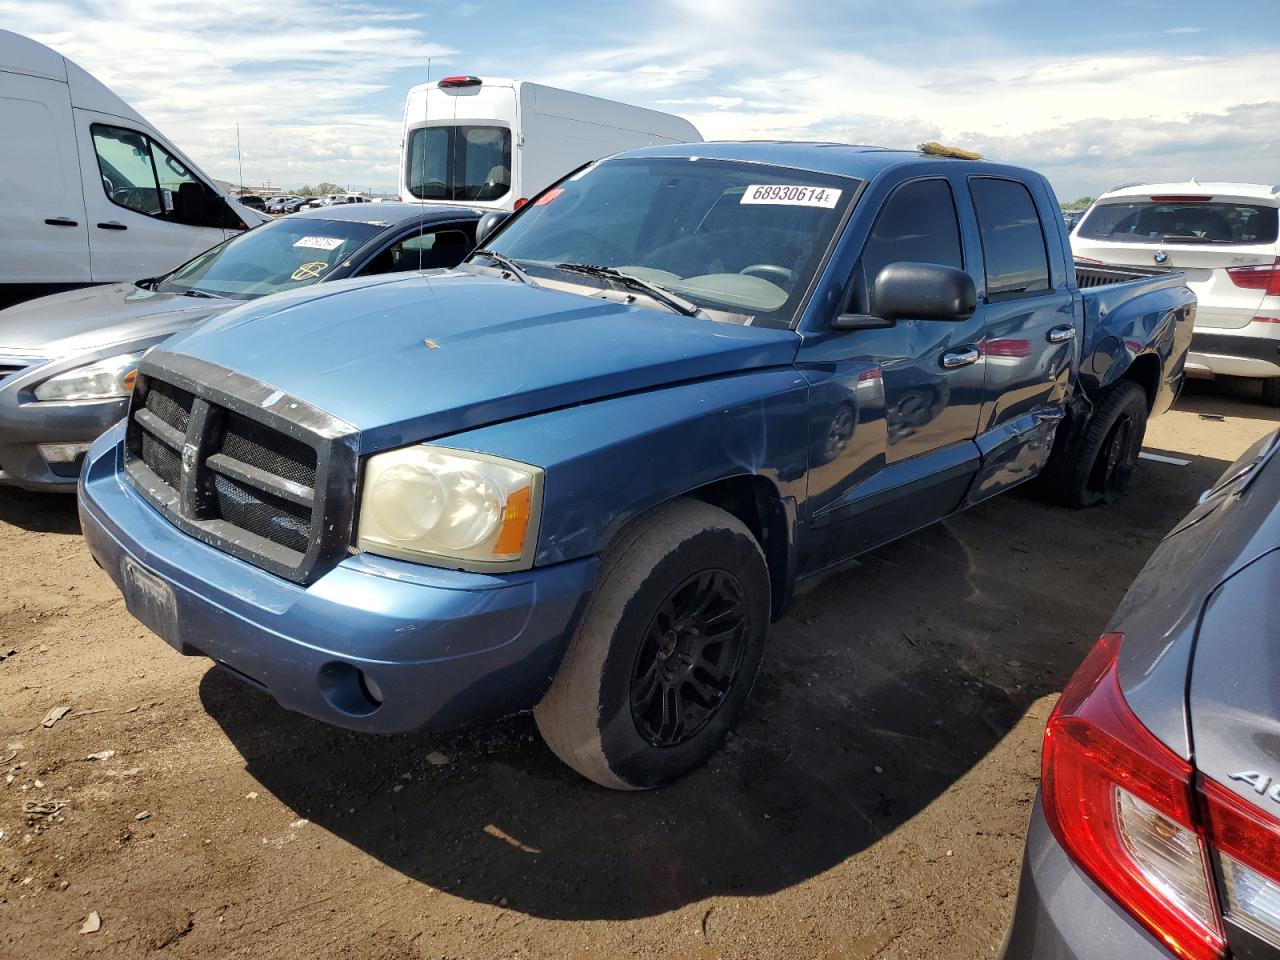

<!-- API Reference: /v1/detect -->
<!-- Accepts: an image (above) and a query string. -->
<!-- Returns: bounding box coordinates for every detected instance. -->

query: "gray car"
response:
[1002,429,1280,960]
[0,203,480,491]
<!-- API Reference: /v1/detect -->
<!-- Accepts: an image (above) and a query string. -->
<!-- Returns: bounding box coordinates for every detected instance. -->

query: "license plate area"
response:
[121,555,179,645]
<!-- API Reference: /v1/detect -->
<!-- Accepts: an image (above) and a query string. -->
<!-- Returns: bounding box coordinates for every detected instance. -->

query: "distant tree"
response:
[294,182,344,197]
[1061,196,1095,211]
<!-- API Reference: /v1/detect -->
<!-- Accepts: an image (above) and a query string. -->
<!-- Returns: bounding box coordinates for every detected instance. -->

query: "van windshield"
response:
[152,218,382,300]
[475,157,859,328]
[405,126,511,202]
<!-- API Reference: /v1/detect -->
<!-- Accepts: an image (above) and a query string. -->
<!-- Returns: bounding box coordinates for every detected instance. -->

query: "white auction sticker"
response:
[293,236,344,251]
[740,184,842,208]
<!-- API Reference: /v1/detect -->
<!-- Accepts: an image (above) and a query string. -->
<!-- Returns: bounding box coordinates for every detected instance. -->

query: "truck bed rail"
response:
[1075,260,1175,289]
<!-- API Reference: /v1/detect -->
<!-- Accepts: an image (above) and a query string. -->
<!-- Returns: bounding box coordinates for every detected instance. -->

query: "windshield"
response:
[1078,200,1279,245]
[153,218,383,299]
[405,125,511,202]
[477,157,859,328]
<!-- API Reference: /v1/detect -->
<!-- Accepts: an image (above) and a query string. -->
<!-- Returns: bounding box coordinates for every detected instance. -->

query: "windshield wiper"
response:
[552,263,702,317]
[180,289,219,299]
[471,249,537,286]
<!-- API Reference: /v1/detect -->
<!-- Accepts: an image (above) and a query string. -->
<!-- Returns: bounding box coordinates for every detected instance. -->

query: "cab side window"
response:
[851,178,963,315]
[92,125,163,216]
[91,123,223,227]
[968,177,1051,299]
[359,227,474,276]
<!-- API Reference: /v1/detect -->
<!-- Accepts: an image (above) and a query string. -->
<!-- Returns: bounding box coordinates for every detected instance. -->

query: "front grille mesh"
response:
[127,374,327,575]
[219,412,316,489]
[211,473,312,554]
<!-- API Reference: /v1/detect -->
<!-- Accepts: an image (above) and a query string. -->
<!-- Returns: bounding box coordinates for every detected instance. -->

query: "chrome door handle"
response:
[941,346,980,369]
[1048,325,1076,343]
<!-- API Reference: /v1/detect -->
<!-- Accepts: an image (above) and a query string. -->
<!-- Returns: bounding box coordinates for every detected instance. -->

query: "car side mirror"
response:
[833,262,977,330]
[475,210,510,246]
[173,182,210,227]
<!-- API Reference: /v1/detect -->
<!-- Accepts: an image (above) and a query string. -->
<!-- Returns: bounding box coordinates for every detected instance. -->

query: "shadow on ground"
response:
[197,431,1241,922]
[0,487,80,534]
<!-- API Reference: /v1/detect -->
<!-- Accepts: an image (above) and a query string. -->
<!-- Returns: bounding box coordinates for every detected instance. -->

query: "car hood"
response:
[0,283,235,358]
[158,271,802,452]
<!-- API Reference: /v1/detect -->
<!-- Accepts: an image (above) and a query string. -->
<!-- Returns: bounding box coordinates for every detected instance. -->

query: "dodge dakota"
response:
[78,142,1195,789]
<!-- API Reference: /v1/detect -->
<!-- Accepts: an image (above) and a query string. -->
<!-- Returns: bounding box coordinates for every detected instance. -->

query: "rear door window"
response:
[1078,200,1279,245]
[405,126,512,202]
[969,177,1051,299]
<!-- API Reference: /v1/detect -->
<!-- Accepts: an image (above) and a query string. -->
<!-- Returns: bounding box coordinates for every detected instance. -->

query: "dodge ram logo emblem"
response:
[1154,250,1169,265]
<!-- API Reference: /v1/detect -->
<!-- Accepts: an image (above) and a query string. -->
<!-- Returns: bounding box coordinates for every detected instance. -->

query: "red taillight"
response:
[1202,778,1280,945]
[513,197,529,210]
[438,75,481,88]
[1042,633,1227,960]
[1150,195,1214,203]
[1227,258,1280,297]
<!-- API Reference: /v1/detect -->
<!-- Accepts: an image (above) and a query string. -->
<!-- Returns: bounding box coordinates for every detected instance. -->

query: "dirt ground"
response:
[2,380,1277,960]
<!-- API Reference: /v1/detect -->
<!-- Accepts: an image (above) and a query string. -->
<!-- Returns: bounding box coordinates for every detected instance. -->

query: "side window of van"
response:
[91,124,219,226]
[92,125,163,216]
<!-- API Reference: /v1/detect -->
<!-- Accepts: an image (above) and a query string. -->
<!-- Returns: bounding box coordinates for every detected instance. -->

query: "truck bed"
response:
[1074,260,1174,289]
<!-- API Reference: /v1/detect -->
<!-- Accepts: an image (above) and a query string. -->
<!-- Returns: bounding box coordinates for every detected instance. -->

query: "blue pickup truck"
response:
[78,143,1194,790]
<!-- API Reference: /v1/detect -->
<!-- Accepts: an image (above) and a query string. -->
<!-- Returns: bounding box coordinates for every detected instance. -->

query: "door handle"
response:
[1048,325,1076,343]
[44,217,79,227]
[941,346,980,369]
[96,221,128,231]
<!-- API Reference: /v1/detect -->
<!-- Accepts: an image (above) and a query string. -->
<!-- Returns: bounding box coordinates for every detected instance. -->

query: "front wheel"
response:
[1042,380,1149,508]
[534,499,770,790]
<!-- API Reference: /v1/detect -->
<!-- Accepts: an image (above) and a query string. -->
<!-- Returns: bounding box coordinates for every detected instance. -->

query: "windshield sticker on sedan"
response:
[291,261,328,281]
[293,236,345,251]
[740,185,843,208]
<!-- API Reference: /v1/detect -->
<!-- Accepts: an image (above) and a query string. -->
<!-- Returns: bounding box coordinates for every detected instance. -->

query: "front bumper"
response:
[1187,328,1280,380]
[999,799,1175,960]
[78,424,597,734]
[0,355,129,492]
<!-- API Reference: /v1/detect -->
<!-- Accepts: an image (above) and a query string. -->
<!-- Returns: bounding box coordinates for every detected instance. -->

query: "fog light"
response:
[38,442,92,464]
[360,672,384,705]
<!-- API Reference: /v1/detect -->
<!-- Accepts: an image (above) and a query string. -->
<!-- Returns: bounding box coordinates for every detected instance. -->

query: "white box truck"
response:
[399,75,702,211]
[0,30,270,308]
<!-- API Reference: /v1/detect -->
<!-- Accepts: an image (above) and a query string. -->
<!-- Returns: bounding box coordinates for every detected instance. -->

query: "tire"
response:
[534,498,770,790]
[1261,378,1280,408]
[1042,381,1149,508]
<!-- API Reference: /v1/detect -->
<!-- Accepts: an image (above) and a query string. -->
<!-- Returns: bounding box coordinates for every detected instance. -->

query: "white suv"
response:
[1072,182,1280,405]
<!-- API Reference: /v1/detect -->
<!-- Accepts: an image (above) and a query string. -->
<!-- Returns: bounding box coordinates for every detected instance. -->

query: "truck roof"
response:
[614,140,1026,183]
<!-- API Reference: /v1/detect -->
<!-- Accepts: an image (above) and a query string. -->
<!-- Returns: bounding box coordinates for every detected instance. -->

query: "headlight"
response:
[33,350,148,402]
[357,446,542,570]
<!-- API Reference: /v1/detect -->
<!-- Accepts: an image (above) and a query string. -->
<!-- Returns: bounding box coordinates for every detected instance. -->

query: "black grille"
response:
[122,358,357,585]
[212,473,312,554]
[145,379,194,432]
[0,365,25,382]
[219,412,316,489]
[140,431,182,490]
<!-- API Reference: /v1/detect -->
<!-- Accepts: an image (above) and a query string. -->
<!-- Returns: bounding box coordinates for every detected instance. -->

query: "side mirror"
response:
[833,262,977,330]
[173,182,210,226]
[475,210,510,246]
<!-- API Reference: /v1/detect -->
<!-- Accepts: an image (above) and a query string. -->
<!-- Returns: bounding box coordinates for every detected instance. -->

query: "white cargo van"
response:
[0,30,269,308]
[399,75,702,211]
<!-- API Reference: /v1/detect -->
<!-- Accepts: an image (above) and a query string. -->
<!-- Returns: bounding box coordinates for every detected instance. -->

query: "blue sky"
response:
[5,0,1277,200]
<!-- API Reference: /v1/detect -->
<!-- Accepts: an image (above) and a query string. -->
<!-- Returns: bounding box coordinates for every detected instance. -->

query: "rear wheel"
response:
[534,498,770,790]
[1043,380,1149,508]
[1261,378,1280,408]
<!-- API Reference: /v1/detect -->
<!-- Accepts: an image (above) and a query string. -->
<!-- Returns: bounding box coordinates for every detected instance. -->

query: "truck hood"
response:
[0,283,235,359]
[160,272,802,451]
